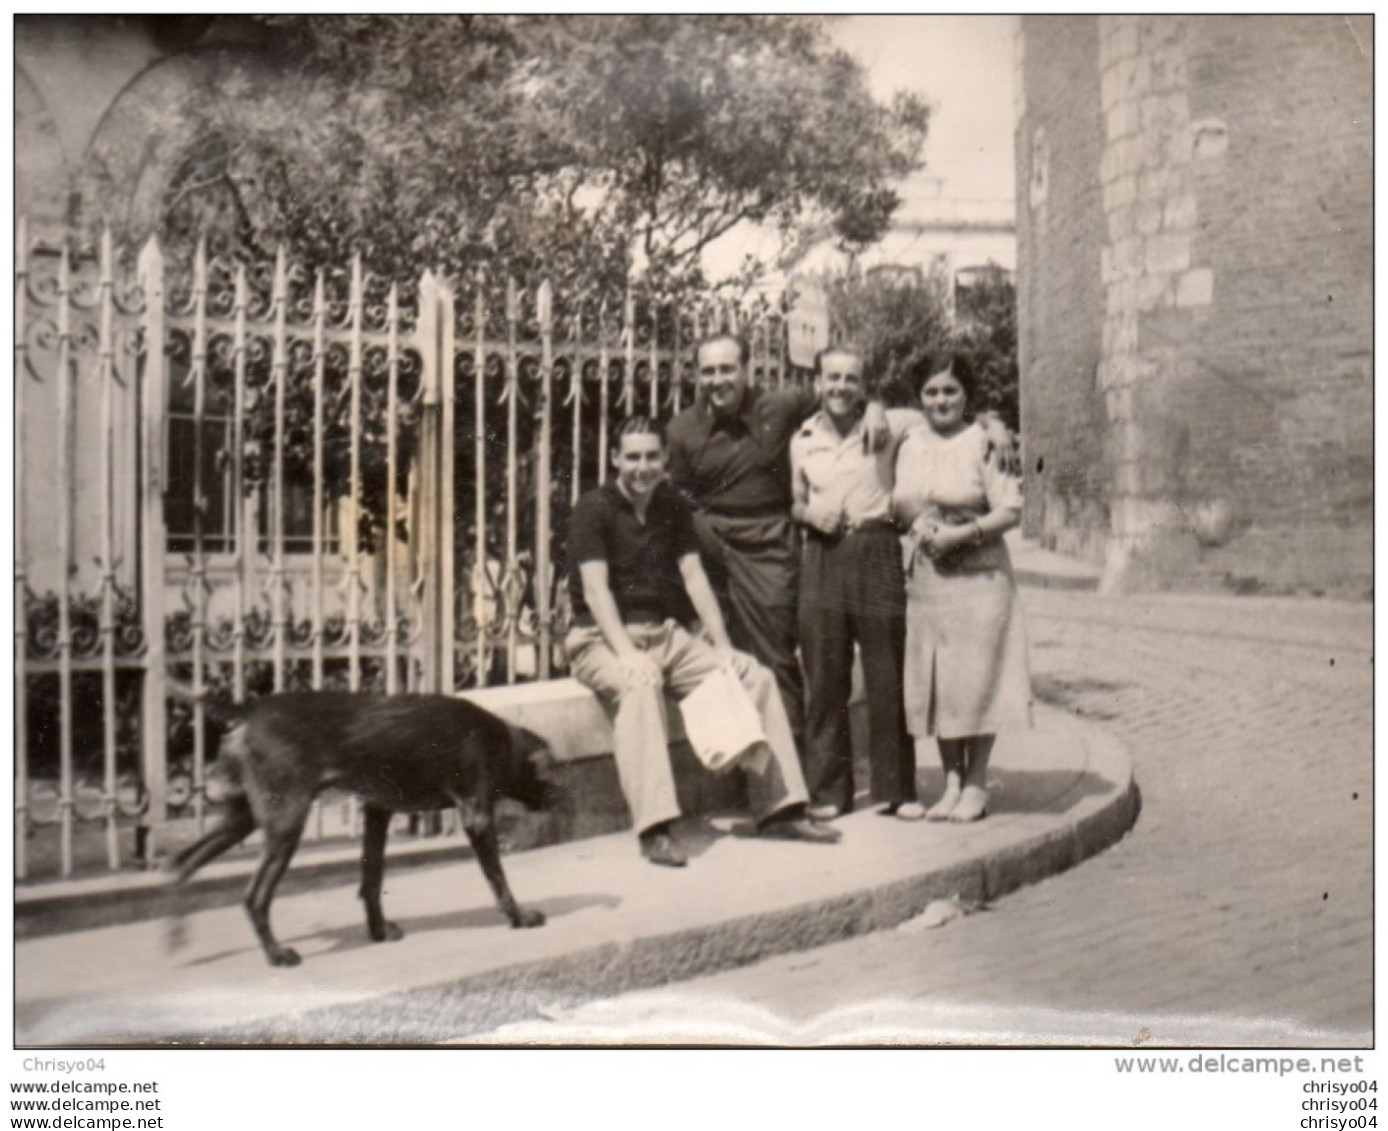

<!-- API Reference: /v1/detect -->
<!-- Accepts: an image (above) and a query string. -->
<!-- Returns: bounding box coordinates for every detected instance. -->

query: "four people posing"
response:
[565,336,1031,862]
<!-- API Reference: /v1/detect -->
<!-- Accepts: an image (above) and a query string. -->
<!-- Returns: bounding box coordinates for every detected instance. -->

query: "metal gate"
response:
[14,222,797,882]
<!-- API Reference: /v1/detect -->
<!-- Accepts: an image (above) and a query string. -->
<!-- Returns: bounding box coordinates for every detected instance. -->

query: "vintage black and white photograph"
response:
[11,13,1372,1059]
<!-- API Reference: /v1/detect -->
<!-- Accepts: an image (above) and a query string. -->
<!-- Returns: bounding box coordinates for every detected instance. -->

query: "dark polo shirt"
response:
[667,386,818,517]
[566,480,699,626]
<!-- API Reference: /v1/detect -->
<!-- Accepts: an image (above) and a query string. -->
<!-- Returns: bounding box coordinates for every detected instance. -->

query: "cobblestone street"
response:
[477,587,1373,1045]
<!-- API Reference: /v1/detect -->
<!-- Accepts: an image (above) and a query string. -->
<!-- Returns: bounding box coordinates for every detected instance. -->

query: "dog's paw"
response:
[267,946,302,967]
[511,907,546,929]
[371,922,405,943]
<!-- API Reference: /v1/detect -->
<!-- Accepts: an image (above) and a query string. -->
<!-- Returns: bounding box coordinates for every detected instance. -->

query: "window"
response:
[165,370,338,556]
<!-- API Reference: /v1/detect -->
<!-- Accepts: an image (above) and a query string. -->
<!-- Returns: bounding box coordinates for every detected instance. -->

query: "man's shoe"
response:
[807,802,843,822]
[639,828,688,867]
[758,815,842,844]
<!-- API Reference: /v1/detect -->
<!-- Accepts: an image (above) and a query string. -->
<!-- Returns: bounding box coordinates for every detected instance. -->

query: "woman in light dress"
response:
[891,352,1031,822]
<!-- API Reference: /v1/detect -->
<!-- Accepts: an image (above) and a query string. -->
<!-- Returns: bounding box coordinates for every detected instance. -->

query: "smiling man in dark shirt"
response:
[564,416,841,867]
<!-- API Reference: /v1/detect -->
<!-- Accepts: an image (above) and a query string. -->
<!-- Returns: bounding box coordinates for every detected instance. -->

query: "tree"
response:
[157,15,929,298]
[816,265,954,404]
[954,266,1020,430]
[814,261,1019,428]
[516,16,929,292]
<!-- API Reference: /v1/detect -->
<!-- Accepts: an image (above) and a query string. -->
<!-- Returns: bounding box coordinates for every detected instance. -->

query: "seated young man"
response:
[563,416,841,868]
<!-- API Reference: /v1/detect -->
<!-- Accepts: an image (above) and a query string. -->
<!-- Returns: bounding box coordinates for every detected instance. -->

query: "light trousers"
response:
[565,620,810,836]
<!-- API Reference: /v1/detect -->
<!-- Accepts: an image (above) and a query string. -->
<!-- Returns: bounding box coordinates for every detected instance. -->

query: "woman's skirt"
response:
[902,538,1033,739]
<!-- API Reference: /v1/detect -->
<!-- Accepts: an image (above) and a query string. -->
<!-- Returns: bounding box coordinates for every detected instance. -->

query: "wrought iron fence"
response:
[14,223,798,882]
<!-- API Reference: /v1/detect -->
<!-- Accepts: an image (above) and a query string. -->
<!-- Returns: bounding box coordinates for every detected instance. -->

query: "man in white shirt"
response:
[790,347,922,821]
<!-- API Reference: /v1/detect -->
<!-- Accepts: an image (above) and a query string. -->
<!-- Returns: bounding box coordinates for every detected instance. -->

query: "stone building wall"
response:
[1014,17,1110,563]
[1017,15,1372,596]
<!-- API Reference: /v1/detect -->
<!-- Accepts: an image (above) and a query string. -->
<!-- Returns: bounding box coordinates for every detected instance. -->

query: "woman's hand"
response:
[803,496,844,535]
[920,521,975,560]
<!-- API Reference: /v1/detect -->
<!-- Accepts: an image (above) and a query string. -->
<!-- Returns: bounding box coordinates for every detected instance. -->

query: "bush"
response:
[810,261,1018,428]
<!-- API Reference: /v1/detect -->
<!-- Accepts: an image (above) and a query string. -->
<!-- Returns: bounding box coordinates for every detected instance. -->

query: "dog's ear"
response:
[510,726,558,783]
[167,679,240,726]
[506,723,549,758]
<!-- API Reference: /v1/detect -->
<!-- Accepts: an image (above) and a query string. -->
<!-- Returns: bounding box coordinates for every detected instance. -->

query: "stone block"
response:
[1105,311,1138,360]
[1136,201,1164,236]
[1140,91,1190,135]
[1106,174,1137,209]
[1099,146,1118,185]
[1111,459,1145,496]
[1137,129,1169,172]
[1139,166,1172,198]
[1109,136,1137,179]
[1175,268,1214,308]
[1097,355,1125,391]
[1163,193,1198,231]
[1145,232,1191,274]
[1137,272,1173,310]
[1128,52,1152,97]
[1114,235,1143,273]
[1105,384,1136,424]
[1101,58,1133,109]
[1102,18,1139,66]
[1150,46,1189,93]
[1106,98,1138,141]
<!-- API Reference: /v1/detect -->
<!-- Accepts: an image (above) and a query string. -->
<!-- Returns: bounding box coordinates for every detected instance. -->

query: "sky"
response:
[829,15,1017,202]
[703,15,1018,281]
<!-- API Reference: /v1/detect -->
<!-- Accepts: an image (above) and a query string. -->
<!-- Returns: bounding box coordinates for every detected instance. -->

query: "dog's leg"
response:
[458,802,545,929]
[168,798,257,883]
[163,799,258,952]
[359,804,404,943]
[243,817,308,967]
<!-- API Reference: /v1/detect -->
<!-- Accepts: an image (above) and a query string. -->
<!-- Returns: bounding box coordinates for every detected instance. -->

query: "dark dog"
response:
[167,690,561,967]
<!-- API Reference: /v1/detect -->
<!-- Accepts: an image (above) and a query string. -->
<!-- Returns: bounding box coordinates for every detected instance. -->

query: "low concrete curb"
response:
[198,717,1138,1044]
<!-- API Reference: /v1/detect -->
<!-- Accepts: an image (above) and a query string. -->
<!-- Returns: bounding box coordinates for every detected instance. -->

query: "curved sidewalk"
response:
[16,703,1136,1046]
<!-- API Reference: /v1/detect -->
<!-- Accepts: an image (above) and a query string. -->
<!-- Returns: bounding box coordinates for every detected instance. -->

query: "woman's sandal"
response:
[926,787,961,821]
[949,785,989,823]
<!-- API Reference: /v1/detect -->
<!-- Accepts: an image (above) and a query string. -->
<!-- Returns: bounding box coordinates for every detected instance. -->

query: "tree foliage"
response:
[953,266,1020,430]
[157,15,929,298]
[816,262,1019,428]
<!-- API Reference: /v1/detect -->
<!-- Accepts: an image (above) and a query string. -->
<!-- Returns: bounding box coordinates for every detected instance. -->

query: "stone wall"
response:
[1015,17,1110,563]
[1017,15,1372,596]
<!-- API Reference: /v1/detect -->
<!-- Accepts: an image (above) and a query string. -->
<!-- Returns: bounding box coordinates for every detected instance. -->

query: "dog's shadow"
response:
[181,892,621,967]
[358,892,622,945]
